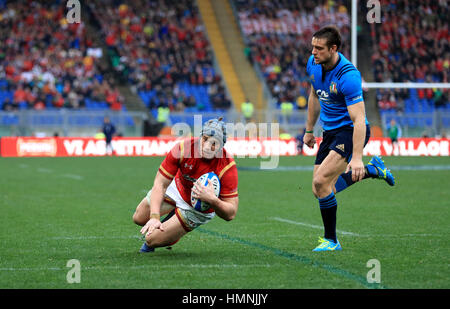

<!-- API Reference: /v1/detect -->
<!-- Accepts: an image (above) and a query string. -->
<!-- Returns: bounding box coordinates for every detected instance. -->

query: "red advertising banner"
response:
[1,137,449,157]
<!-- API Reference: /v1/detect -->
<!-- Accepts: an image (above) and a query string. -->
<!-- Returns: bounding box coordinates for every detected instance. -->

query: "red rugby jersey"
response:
[158,137,238,213]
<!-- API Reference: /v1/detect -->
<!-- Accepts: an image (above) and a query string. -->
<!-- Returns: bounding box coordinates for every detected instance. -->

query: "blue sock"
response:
[366,165,379,177]
[335,167,372,193]
[334,175,350,193]
[318,192,338,243]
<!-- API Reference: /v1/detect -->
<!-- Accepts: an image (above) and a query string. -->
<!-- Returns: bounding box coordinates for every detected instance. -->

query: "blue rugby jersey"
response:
[306,53,369,131]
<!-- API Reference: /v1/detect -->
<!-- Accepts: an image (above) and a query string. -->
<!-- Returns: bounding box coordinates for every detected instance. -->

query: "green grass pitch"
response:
[0,155,449,289]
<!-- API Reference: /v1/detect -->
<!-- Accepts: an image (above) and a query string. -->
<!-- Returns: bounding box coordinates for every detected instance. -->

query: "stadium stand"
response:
[368,0,450,129]
[234,0,449,133]
[87,0,233,121]
[234,0,351,113]
[0,1,126,113]
[0,0,447,136]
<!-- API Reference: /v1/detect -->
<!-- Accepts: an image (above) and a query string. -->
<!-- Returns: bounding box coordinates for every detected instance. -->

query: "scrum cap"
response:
[201,117,227,146]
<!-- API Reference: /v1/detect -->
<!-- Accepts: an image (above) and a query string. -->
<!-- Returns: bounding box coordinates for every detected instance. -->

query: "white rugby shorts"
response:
[146,180,215,231]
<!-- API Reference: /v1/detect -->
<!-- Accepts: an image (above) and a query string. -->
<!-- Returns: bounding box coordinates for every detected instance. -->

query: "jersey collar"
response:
[321,53,341,81]
[323,53,341,73]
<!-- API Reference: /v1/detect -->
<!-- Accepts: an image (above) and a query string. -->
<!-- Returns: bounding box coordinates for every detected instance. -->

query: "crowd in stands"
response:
[2,0,447,127]
[376,87,448,113]
[234,0,351,109]
[369,0,449,112]
[88,0,232,112]
[236,0,449,119]
[0,1,125,112]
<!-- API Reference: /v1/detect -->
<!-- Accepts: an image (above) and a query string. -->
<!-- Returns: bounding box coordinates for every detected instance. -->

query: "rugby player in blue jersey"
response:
[303,26,395,252]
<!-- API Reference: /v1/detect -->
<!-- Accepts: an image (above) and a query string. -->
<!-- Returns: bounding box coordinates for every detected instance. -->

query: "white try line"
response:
[271,217,436,238]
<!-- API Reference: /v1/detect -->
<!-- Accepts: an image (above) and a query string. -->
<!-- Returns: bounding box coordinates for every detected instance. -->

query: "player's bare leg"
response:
[132,197,174,226]
[144,213,188,249]
[312,150,347,198]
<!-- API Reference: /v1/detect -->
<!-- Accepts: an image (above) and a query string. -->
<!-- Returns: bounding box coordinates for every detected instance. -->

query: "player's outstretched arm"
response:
[140,171,171,236]
[304,86,320,148]
[149,171,172,216]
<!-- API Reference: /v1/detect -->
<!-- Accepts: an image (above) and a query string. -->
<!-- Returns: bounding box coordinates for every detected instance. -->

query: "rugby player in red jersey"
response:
[132,117,239,252]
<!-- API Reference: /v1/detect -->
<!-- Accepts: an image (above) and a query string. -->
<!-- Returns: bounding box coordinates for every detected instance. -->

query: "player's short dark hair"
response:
[312,26,342,50]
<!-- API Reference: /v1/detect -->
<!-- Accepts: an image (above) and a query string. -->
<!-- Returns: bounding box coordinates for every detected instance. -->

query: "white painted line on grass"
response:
[18,163,84,181]
[272,217,362,236]
[60,174,84,180]
[239,164,450,172]
[271,217,436,238]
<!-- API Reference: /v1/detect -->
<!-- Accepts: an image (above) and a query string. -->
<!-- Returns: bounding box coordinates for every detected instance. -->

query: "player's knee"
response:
[312,176,328,196]
[132,212,146,226]
[145,235,156,247]
[145,233,168,248]
[312,176,324,191]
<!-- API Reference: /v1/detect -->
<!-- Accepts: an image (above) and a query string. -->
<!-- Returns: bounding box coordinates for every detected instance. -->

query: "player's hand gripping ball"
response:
[191,172,221,211]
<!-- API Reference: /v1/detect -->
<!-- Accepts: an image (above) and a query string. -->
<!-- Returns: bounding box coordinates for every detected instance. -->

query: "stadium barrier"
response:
[0,110,147,137]
[1,137,448,157]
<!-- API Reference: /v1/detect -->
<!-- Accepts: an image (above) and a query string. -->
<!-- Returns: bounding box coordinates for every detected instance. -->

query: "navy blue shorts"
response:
[315,125,371,165]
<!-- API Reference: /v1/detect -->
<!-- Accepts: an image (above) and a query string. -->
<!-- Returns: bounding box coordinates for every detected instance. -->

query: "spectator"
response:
[296,95,307,109]
[1,97,15,111]
[0,1,124,111]
[53,93,65,108]
[368,0,449,109]
[88,0,232,112]
[13,84,27,104]
[235,0,351,107]
[434,88,448,108]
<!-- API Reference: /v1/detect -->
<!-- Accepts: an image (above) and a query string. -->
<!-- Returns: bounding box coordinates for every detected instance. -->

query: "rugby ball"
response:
[191,172,221,212]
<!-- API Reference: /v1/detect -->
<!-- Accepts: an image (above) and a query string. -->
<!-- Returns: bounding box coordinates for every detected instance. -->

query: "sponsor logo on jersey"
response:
[316,89,331,103]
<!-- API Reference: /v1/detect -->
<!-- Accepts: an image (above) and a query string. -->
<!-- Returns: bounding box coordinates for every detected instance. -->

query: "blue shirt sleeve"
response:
[339,71,364,106]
